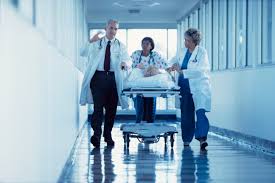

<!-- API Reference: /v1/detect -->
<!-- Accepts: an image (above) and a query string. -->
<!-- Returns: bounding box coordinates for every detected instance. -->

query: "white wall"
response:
[0,4,87,183]
[208,67,275,141]
[175,66,275,142]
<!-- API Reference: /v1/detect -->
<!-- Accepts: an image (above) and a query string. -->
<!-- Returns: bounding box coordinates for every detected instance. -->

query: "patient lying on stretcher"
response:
[143,65,161,77]
[124,66,177,89]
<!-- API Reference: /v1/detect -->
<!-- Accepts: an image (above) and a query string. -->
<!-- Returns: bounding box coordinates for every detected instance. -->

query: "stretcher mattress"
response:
[120,123,177,137]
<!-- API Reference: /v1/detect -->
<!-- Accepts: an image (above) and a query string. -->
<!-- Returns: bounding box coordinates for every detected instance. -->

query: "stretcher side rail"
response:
[122,87,181,98]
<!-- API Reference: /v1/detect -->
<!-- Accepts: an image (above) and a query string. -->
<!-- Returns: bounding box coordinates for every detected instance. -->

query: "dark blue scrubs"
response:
[178,50,209,143]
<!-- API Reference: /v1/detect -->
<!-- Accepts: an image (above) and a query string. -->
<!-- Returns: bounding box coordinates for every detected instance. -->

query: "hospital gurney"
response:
[120,123,177,148]
[120,87,180,149]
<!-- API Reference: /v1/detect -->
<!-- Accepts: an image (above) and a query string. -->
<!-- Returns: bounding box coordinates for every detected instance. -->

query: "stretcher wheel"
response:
[123,133,130,149]
[170,133,175,148]
[164,136,168,144]
[126,137,130,148]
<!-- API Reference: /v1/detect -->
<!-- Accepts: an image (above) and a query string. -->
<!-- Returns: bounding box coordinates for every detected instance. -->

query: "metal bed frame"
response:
[120,87,181,149]
[122,87,180,98]
[120,123,178,149]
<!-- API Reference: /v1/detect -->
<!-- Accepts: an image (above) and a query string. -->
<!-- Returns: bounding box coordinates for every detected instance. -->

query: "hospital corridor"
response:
[1,0,275,182]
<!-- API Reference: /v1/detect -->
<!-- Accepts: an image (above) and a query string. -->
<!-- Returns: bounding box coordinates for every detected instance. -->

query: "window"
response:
[168,29,177,60]
[177,23,182,53]
[116,29,127,47]
[89,29,177,112]
[247,0,262,66]
[180,0,274,72]
[189,14,193,28]
[205,0,212,70]
[262,0,275,64]
[184,17,189,32]
[192,10,199,29]
[235,0,247,68]
[212,0,219,71]
[218,0,227,70]
[180,20,185,50]
[199,3,206,48]
[127,29,167,59]
[227,0,236,69]
[167,29,177,110]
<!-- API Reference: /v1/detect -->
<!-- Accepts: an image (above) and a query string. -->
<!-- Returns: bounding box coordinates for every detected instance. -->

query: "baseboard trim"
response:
[210,125,275,155]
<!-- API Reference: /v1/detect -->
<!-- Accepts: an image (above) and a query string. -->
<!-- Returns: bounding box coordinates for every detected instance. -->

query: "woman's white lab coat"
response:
[79,39,132,109]
[170,45,211,112]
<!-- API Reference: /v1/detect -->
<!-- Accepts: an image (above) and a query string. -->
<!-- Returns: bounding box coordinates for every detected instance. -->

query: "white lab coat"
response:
[170,45,211,112]
[79,38,132,109]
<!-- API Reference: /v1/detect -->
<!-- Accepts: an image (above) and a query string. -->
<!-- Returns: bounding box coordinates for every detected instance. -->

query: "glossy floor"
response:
[62,121,275,183]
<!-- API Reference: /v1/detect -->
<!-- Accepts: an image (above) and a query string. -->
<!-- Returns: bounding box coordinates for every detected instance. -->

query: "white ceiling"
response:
[85,0,200,28]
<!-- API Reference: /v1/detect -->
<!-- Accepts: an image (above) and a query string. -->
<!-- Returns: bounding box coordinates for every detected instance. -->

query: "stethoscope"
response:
[98,38,120,49]
[138,51,155,65]
[180,49,199,69]
[190,49,200,63]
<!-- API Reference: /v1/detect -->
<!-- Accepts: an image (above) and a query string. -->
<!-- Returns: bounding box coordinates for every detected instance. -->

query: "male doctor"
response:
[80,19,132,148]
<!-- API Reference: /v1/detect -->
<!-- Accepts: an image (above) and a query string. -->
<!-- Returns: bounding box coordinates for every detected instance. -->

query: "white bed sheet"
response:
[120,123,177,137]
[124,68,177,89]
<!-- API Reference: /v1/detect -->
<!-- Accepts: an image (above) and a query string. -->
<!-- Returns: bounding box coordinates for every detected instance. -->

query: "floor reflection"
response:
[196,150,210,182]
[63,122,275,183]
[135,143,157,183]
[164,143,174,161]
[180,147,210,182]
[90,148,103,183]
[181,147,196,182]
[90,147,116,183]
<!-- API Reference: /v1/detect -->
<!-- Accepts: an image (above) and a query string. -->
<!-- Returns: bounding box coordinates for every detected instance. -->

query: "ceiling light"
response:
[113,0,160,9]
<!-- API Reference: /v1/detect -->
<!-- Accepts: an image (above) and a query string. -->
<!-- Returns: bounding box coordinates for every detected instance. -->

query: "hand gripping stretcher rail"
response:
[120,87,181,149]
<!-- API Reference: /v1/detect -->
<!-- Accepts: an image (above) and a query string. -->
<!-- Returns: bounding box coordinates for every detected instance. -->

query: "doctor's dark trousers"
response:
[134,96,156,123]
[180,92,209,142]
[90,71,118,139]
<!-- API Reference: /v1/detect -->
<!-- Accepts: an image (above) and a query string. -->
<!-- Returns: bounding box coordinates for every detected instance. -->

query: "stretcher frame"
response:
[121,87,181,149]
[121,123,178,148]
[122,87,180,98]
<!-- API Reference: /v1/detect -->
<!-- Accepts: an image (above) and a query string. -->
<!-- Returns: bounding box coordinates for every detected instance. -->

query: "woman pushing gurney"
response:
[121,68,179,148]
[121,37,179,148]
[129,37,171,123]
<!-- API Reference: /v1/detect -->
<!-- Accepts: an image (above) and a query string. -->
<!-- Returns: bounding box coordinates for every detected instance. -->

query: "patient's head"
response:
[143,66,161,77]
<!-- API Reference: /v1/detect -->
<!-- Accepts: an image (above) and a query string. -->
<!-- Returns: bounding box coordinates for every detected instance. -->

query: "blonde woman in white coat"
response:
[168,28,211,150]
[80,19,132,148]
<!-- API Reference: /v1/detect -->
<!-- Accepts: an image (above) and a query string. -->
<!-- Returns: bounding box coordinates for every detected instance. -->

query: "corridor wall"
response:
[0,1,88,182]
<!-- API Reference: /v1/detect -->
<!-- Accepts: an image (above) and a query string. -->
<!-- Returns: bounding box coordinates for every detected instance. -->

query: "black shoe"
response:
[104,137,115,146]
[200,141,208,151]
[184,142,190,147]
[90,135,100,148]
